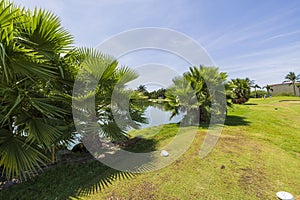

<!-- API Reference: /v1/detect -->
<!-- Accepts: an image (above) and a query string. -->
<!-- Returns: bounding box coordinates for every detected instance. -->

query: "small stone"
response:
[276,191,294,200]
[161,150,169,157]
[221,165,225,169]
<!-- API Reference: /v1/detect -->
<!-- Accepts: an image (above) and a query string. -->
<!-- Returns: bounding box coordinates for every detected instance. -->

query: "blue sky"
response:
[13,0,300,90]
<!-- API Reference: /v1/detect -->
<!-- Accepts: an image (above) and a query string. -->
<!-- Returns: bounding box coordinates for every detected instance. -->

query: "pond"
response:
[140,105,183,128]
[68,102,183,149]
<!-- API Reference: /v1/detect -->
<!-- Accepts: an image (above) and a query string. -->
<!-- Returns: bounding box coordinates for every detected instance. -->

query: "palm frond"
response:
[0,129,48,179]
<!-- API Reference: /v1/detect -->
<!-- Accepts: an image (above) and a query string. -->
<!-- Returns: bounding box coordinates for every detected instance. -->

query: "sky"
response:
[13,0,300,91]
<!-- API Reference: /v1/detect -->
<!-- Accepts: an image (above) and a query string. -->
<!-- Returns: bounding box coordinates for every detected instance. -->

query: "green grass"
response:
[1,96,300,200]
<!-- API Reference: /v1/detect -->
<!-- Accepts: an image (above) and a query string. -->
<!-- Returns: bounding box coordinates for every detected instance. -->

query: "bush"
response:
[228,78,251,104]
[250,90,267,98]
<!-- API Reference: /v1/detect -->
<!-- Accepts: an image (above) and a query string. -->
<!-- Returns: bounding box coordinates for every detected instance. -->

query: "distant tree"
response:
[148,88,166,99]
[156,88,166,98]
[252,84,261,98]
[250,90,266,98]
[136,85,148,96]
[284,72,300,96]
[253,84,261,98]
[228,78,251,104]
[248,79,260,98]
[137,85,147,93]
[246,78,255,87]
[263,85,273,96]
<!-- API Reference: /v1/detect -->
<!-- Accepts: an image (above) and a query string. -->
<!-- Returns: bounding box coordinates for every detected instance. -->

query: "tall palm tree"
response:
[284,72,300,96]
[263,85,273,96]
[252,84,261,98]
[136,85,148,97]
[136,85,147,93]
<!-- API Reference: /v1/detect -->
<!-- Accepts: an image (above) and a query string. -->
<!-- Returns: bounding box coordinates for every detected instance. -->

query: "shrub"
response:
[250,90,267,98]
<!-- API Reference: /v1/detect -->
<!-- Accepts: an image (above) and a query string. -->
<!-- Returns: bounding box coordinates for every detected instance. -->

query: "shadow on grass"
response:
[279,100,300,102]
[225,115,250,126]
[0,137,157,200]
[244,103,258,105]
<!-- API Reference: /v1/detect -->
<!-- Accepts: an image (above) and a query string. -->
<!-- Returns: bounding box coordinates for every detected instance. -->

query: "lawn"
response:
[1,96,300,200]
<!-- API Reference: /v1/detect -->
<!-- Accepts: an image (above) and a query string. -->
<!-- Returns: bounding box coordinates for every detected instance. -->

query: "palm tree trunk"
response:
[293,82,296,96]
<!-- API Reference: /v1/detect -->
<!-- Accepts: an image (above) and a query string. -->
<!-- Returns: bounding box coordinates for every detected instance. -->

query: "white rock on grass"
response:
[276,191,294,200]
[161,150,169,157]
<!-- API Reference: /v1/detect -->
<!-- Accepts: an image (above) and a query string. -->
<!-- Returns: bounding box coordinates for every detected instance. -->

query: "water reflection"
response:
[141,105,183,128]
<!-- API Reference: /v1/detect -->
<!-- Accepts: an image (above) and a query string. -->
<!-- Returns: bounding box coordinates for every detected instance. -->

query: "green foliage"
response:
[164,65,227,124]
[0,1,75,179]
[250,90,266,98]
[136,85,149,97]
[3,97,300,199]
[250,83,261,98]
[284,72,300,96]
[0,2,145,180]
[148,88,166,99]
[228,78,251,104]
[262,85,273,95]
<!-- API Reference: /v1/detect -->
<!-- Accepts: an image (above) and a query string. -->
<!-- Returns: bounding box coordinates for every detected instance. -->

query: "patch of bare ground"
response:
[219,134,273,198]
[219,134,251,155]
[106,181,158,200]
[238,167,269,199]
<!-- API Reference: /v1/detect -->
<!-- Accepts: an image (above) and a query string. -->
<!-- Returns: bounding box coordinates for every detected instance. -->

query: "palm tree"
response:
[0,2,146,180]
[136,85,149,97]
[136,85,147,92]
[164,65,227,124]
[72,48,147,142]
[252,84,261,98]
[263,85,273,96]
[284,72,300,96]
[228,78,251,104]
[0,2,75,179]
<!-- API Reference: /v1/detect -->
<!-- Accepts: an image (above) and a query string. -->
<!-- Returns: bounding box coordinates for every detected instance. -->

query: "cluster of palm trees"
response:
[250,72,300,98]
[163,66,255,125]
[163,68,300,127]
[0,2,145,180]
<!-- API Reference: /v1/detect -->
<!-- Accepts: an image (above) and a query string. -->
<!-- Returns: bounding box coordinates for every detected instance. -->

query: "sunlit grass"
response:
[1,96,300,200]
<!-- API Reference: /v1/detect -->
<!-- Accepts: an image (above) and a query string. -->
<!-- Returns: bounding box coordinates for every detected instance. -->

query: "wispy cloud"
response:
[264,30,300,41]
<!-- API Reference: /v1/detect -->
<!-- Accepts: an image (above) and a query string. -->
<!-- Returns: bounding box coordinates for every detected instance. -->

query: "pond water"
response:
[68,103,183,149]
[140,105,183,128]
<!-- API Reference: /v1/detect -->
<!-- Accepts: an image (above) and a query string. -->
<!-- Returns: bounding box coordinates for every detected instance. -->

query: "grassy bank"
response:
[1,96,300,200]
